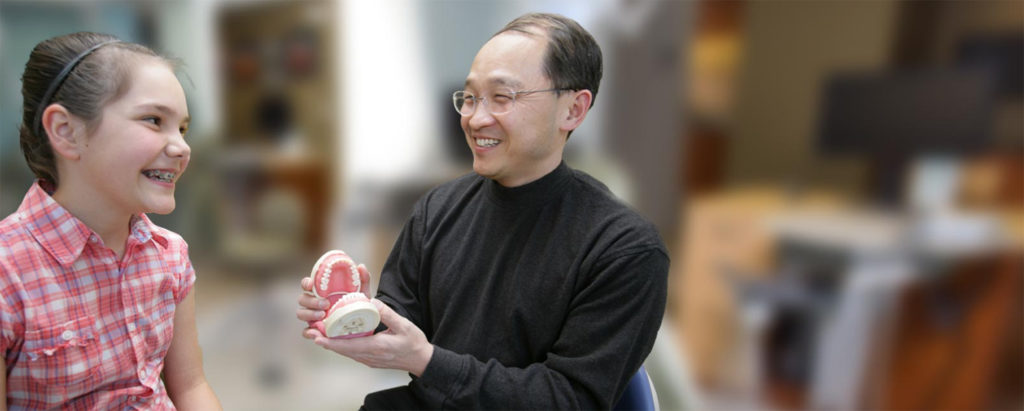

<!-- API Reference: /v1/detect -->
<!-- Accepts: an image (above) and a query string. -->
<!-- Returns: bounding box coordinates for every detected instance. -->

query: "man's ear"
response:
[558,90,593,133]
[42,104,83,161]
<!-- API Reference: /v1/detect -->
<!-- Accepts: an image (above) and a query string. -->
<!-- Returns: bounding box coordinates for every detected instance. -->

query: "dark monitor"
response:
[816,68,996,205]
[957,33,1023,100]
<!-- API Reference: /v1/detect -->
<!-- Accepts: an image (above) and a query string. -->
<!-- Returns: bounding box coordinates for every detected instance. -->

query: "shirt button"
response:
[89,235,98,243]
[127,323,136,331]
[61,330,74,340]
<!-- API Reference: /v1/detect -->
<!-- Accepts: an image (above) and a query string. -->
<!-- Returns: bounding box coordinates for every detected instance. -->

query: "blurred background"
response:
[1,0,1021,409]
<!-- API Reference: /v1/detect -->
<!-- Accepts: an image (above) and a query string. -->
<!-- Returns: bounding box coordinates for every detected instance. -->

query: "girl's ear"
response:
[42,104,84,161]
[558,89,593,133]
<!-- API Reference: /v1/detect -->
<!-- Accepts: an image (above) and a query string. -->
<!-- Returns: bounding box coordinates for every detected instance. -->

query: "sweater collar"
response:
[484,161,572,208]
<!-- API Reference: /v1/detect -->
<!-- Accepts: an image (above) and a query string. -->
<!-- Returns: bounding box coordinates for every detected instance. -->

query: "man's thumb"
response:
[371,299,402,330]
[357,264,372,298]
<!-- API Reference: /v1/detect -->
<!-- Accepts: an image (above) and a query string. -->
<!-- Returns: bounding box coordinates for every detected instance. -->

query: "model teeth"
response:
[476,138,499,147]
[143,170,175,182]
[340,293,367,302]
[321,257,358,292]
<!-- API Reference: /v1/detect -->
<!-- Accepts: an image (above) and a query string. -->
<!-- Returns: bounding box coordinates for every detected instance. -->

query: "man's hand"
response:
[297,276,328,323]
[296,268,433,377]
[311,299,433,377]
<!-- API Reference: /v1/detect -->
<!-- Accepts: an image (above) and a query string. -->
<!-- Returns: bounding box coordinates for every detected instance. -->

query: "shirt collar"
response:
[21,181,168,266]
[485,160,572,209]
[131,214,169,248]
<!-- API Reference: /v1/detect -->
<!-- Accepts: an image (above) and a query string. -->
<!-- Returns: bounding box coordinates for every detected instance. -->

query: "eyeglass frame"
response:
[452,88,574,116]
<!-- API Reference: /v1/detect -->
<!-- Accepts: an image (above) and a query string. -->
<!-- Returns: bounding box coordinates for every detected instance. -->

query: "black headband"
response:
[33,40,120,137]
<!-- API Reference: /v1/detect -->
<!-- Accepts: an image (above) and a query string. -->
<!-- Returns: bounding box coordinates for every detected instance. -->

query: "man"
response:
[297,12,668,409]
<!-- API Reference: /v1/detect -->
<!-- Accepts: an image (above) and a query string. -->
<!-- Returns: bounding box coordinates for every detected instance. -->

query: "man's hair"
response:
[494,12,603,109]
[19,32,173,186]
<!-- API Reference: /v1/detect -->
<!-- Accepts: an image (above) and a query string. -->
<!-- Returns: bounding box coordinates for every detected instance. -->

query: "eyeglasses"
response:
[452,88,570,116]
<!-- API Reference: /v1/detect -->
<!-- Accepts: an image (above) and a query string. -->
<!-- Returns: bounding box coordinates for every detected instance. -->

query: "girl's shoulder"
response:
[0,210,43,270]
[1,209,32,239]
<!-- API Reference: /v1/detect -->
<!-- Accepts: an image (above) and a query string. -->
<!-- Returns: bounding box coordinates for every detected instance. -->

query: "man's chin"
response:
[472,161,492,178]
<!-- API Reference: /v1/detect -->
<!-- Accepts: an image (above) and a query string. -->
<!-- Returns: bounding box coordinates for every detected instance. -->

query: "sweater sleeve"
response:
[416,245,669,410]
[374,198,426,327]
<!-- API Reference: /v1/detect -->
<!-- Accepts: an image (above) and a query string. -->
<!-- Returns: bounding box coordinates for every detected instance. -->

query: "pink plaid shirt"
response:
[1,181,195,410]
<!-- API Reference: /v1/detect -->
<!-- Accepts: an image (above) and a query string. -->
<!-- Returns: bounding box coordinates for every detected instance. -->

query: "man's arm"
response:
[414,248,669,409]
[321,245,668,409]
[301,194,669,408]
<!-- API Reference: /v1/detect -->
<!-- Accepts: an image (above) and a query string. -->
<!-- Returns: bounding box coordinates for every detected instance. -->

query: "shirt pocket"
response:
[21,316,101,386]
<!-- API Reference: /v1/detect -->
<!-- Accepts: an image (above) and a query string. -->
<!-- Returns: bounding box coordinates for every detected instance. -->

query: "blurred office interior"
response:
[0,0,1021,409]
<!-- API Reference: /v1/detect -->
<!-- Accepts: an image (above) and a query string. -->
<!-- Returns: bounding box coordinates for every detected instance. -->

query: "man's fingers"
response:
[300,276,314,292]
[297,289,327,322]
[311,300,429,374]
[315,332,376,355]
[298,292,328,310]
[371,299,406,332]
[358,264,372,299]
[296,307,326,322]
[358,264,371,284]
[304,327,326,340]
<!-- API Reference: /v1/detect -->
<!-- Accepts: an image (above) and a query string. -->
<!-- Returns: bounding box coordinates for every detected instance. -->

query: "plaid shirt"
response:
[1,181,195,410]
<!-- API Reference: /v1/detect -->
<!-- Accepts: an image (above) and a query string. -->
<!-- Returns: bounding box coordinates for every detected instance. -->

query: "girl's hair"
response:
[19,32,172,186]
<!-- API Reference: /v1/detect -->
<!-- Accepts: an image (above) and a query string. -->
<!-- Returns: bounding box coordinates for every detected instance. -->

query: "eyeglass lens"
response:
[453,90,518,116]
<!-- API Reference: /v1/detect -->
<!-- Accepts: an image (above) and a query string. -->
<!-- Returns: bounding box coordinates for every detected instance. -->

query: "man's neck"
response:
[495,156,564,188]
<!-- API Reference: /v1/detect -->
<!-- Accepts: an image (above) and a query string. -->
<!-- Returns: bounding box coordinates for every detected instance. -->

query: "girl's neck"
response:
[52,183,131,259]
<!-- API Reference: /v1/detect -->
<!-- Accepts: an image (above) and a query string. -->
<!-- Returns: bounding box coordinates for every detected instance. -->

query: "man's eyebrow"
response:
[464,77,524,89]
[492,77,523,89]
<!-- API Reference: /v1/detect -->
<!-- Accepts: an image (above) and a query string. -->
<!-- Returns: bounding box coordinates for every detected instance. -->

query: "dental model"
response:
[308,250,380,338]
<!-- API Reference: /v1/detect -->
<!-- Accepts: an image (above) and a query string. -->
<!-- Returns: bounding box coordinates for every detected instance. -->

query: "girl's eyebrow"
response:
[138,103,190,124]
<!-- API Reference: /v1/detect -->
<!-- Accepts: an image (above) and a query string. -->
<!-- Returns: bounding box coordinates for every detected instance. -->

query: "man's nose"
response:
[467,104,497,129]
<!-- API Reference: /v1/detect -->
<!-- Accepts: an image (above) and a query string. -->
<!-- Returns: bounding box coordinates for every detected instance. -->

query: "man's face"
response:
[461,32,570,187]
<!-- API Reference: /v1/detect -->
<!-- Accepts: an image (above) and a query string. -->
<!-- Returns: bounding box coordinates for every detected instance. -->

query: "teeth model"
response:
[308,250,380,338]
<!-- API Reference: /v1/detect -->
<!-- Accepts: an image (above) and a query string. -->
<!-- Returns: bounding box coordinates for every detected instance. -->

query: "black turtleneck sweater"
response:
[373,162,669,410]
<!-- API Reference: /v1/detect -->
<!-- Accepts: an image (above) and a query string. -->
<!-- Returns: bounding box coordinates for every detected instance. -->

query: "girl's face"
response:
[73,59,190,217]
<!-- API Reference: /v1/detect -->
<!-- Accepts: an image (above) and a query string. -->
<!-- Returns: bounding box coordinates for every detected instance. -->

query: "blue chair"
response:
[614,366,658,411]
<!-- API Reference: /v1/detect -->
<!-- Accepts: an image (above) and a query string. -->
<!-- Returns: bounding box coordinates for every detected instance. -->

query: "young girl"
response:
[0,32,221,410]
